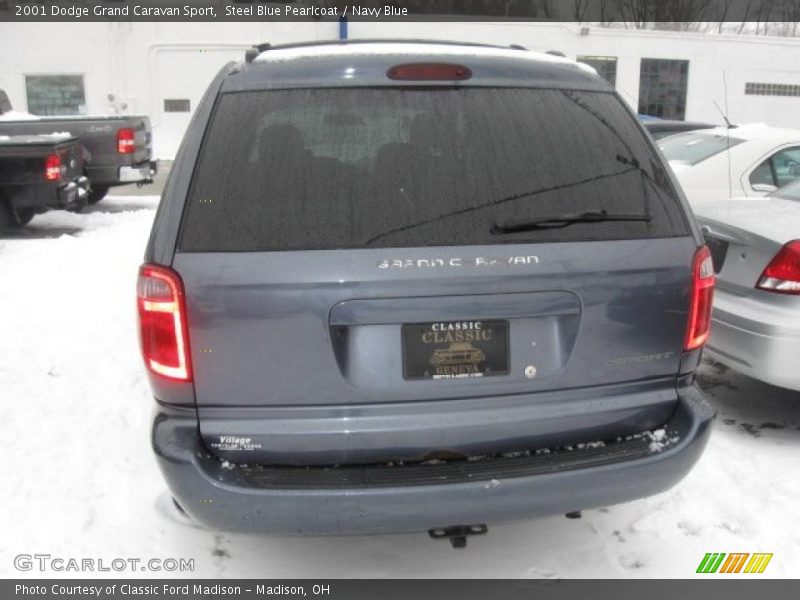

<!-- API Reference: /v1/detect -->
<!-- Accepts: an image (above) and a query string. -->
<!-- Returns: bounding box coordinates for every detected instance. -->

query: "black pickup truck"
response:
[0,90,155,203]
[0,133,89,232]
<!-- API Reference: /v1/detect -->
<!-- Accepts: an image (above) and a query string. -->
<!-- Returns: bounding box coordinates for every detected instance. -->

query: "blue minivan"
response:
[140,40,714,542]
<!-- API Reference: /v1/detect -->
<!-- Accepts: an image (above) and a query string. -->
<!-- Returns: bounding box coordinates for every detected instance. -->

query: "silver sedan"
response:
[695,180,800,391]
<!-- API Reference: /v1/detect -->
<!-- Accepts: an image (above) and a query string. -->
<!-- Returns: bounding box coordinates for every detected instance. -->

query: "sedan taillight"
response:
[756,240,800,294]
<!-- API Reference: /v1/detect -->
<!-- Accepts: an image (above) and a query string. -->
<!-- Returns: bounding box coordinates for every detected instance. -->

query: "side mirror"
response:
[751,183,777,193]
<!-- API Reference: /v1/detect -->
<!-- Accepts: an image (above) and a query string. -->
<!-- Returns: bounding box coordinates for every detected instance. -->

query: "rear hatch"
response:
[173,84,695,464]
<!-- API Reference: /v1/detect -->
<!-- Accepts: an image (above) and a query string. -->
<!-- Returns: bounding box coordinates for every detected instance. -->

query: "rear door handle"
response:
[329,292,581,326]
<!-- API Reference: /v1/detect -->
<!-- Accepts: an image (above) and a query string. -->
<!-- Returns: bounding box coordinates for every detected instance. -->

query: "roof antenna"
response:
[712,100,732,129]
[715,70,733,199]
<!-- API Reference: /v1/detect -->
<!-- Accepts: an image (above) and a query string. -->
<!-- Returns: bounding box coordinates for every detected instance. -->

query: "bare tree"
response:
[773,0,800,35]
[605,0,714,29]
[319,0,799,34]
[573,0,592,22]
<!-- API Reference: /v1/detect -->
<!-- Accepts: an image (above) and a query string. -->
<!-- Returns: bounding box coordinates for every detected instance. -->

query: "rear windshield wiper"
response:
[491,210,652,235]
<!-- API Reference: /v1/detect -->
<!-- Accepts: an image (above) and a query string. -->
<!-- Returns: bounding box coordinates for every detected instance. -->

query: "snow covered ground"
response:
[1,197,799,578]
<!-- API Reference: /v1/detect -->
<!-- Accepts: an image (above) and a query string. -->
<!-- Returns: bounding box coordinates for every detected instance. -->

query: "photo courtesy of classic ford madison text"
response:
[1,1,800,583]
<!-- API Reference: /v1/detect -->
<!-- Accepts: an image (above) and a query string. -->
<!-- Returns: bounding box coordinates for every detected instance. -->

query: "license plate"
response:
[402,320,510,380]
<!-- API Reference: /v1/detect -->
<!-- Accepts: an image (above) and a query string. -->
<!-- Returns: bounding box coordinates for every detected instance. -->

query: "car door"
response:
[746,145,800,196]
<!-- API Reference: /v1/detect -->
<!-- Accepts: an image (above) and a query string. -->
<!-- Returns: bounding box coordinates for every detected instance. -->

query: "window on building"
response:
[25,75,86,116]
[164,99,191,112]
[576,56,617,86]
[745,82,800,97]
[638,59,689,120]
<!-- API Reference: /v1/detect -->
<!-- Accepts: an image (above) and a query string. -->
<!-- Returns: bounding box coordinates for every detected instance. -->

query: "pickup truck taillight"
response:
[684,246,715,351]
[137,264,192,381]
[117,127,135,154]
[756,240,800,294]
[44,153,61,181]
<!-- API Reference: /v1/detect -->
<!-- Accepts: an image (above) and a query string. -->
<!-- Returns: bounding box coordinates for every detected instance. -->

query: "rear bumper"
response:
[152,384,713,535]
[7,176,89,210]
[86,161,154,186]
[705,289,800,391]
[56,176,90,209]
[119,163,153,183]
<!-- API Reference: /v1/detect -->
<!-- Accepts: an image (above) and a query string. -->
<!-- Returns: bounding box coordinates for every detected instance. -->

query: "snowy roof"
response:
[252,40,586,70]
[229,40,606,93]
[700,123,800,141]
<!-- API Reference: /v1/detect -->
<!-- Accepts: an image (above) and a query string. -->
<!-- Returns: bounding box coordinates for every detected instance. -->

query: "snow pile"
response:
[40,131,73,139]
[728,122,770,133]
[644,429,680,453]
[0,110,40,121]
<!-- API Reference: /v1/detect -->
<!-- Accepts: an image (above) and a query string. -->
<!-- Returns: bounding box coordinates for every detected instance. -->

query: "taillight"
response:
[45,153,61,181]
[756,240,800,294]
[137,264,192,381]
[387,63,472,81]
[684,246,715,351]
[117,127,135,154]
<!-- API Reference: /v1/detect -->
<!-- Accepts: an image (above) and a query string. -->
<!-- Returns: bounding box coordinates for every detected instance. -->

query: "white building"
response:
[2,21,799,157]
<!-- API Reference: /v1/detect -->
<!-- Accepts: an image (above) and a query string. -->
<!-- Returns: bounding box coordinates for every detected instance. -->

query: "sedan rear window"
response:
[658,131,744,166]
[179,88,688,252]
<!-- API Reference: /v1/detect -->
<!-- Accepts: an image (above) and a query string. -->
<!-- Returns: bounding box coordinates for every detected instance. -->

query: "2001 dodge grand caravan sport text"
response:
[140,40,715,538]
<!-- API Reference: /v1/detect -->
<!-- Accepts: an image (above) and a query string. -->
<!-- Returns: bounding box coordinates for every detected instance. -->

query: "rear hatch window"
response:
[179,88,688,252]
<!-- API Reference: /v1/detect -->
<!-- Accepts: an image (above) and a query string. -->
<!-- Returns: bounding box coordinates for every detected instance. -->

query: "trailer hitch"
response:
[428,524,488,549]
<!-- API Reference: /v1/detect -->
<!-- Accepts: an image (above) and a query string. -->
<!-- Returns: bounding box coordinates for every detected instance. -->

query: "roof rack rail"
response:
[245,43,271,64]
[242,38,517,64]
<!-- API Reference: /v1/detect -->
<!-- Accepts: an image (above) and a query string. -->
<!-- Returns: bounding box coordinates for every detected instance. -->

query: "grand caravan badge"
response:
[402,320,510,380]
[378,256,539,269]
